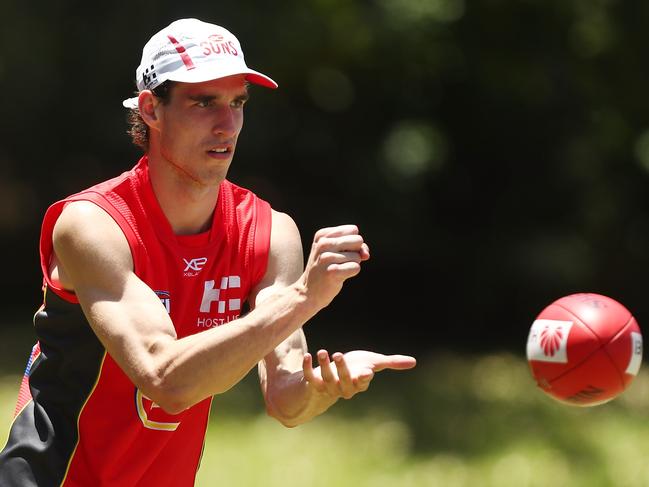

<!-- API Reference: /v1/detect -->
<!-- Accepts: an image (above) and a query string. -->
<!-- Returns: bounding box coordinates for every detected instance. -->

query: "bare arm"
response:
[255,210,320,424]
[257,212,416,427]
[51,202,365,414]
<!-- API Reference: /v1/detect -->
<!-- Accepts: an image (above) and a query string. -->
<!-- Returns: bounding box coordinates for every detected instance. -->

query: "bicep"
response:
[250,209,304,309]
[53,202,176,388]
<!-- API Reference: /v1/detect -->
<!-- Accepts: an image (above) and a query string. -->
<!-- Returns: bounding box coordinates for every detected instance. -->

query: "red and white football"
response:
[526,293,643,406]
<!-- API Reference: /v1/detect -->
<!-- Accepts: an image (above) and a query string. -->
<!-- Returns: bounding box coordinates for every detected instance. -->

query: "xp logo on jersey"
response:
[200,276,241,314]
[183,257,208,277]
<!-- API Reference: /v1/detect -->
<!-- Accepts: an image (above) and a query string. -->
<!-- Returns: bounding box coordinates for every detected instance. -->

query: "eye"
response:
[231,96,249,109]
[196,99,212,108]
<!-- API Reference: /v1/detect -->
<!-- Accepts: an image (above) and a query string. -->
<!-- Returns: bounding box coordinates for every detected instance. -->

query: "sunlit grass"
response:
[198,352,649,487]
[2,352,649,486]
[0,375,22,457]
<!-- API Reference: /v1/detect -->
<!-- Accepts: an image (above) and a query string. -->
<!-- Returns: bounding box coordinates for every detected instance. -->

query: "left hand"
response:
[302,349,416,400]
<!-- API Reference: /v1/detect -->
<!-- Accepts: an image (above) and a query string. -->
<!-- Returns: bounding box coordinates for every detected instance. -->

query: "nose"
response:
[212,106,240,138]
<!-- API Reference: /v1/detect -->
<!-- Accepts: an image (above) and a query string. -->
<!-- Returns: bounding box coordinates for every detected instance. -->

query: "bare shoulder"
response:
[52,201,133,290]
[269,209,302,254]
[251,210,303,305]
[55,200,119,231]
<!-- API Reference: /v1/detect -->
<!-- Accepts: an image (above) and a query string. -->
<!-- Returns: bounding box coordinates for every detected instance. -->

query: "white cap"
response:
[122,18,277,108]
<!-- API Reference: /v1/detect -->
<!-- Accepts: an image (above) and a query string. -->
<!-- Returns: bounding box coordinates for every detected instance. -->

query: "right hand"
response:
[299,225,370,310]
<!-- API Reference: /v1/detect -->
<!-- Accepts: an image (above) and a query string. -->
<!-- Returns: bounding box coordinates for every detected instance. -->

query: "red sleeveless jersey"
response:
[0,156,272,486]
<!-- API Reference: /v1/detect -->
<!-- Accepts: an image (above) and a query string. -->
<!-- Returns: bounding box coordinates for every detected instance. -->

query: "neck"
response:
[147,155,223,235]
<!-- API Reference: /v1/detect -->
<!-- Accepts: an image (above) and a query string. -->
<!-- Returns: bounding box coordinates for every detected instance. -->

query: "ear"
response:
[138,91,162,130]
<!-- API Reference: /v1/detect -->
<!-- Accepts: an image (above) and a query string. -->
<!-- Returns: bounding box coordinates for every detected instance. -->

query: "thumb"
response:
[373,354,417,372]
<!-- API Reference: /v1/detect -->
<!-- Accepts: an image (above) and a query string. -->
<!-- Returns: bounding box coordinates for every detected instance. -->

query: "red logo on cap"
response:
[167,35,195,70]
[539,325,563,357]
[201,34,238,57]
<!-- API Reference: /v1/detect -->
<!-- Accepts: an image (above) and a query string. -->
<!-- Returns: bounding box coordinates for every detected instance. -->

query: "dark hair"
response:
[126,81,176,152]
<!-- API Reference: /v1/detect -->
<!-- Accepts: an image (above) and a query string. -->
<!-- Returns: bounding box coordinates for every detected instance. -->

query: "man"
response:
[0,18,416,486]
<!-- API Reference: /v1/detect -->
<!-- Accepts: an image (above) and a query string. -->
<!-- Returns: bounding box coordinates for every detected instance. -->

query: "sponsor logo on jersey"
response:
[526,319,573,363]
[183,257,208,277]
[155,290,171,314]
[198,276,242,327]
[200,276,241,313]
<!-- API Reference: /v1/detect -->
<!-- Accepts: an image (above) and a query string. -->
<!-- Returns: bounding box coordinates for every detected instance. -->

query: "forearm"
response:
[143,283,318,412]
[264,370,338,427]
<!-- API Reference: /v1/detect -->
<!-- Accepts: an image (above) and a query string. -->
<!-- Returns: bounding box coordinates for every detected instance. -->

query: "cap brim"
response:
[169,65,278,89]
[244,72,278,89]
[123,97,139,109]
[122,66,277,109]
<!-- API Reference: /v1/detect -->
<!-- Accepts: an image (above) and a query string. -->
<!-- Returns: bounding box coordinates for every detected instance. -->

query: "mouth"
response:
[207,146,233,158]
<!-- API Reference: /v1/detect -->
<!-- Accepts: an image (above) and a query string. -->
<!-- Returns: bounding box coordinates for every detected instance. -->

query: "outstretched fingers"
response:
[332,352,356,399]
[303,350,366,400]
[317,350,341,397]
[302,350,416,403]
[303,353,325,392]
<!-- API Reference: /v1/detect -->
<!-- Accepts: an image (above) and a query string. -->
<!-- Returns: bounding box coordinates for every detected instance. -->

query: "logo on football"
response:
[540,324,564,357]
[526,319,573,364]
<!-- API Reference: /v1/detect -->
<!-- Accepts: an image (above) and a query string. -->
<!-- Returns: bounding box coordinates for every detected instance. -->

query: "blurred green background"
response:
[5,0,649,352]
[2,0,649,485]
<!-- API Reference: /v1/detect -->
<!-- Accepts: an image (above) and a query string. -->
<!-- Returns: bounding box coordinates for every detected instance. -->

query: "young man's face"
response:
[151,74,249,187]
